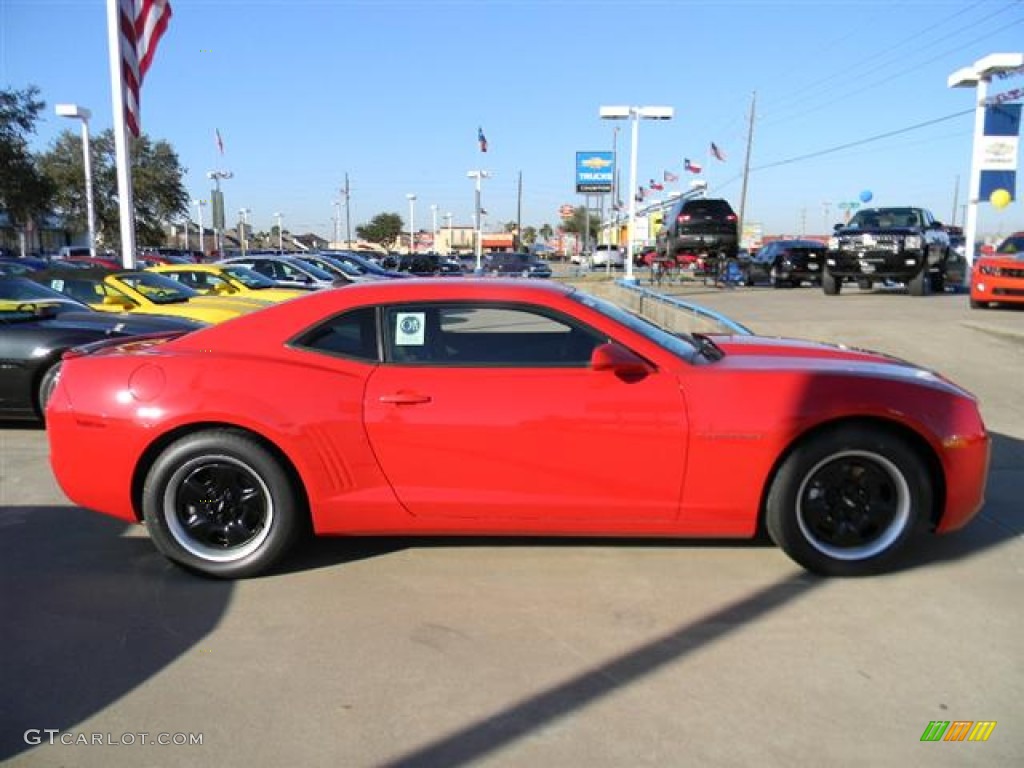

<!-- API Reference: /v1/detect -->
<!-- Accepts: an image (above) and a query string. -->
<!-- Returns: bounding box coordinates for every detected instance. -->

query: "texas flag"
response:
[684,158,703,174]
[649,178,664,191]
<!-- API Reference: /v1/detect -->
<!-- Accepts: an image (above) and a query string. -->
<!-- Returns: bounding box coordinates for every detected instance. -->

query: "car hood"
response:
[705,334,971,395]
[977,254,1024,270]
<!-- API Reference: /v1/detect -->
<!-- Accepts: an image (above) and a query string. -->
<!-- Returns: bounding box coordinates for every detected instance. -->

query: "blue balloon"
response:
[859,190,873,203]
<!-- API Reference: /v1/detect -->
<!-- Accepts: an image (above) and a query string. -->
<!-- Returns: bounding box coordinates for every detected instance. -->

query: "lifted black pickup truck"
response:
[824,206,951,296]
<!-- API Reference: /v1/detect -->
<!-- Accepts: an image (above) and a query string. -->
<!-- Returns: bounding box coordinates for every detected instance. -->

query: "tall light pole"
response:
[948,52,1024,272]
[193,199,207,258]
[444,212,454,255]
[430,203,438,253]
[467,171,490,271]
[55,103,97,258]
[599,105,674,282]
[238,208,251,256]
[274,212,284,251]
[333,199,342,245]
[207,170,233,255]
[406,193,417,253]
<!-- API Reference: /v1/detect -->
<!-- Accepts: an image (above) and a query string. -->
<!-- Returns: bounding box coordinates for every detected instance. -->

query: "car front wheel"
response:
[765,425,930,576]
[822,269,841,295]
[142,429,303,578]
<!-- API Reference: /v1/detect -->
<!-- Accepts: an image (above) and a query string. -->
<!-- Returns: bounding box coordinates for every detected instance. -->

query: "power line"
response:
[753,108,974,172]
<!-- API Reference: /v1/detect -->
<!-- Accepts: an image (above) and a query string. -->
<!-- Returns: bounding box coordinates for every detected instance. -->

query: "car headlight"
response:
[904,235,922,249]
[828,237,839,249]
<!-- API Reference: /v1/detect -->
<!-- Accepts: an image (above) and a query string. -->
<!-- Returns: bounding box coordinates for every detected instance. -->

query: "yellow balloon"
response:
[989,189,1011,209]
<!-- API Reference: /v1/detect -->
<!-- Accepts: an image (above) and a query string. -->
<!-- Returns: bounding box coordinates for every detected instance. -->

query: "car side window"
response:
[292,307,378,361]
[384,303,603,367]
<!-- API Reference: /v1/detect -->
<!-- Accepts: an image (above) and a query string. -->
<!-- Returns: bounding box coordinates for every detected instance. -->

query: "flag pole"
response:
[106,0,137,268]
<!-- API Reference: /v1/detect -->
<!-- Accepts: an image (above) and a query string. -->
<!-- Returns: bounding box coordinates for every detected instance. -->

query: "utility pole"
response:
[737,91,757,247]
[516,171,523,251]
[950,174,960,227]
[344,173,352,247]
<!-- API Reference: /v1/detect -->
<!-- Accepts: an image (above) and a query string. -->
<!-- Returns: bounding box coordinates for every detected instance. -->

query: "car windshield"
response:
[996,235,1024,255]
[220,265,279,289]
[322,252,393,276]
[117,271,200,303]
[568,290,700,362]
[289,259,335,281]
[0,276,85,306]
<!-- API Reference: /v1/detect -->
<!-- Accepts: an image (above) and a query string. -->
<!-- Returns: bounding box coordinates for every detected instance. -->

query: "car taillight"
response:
[727,214,737,221]
[678,214,691,223]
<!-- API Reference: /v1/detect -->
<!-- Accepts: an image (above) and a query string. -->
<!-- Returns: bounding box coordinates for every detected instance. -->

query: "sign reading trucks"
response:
[576,151,615,194]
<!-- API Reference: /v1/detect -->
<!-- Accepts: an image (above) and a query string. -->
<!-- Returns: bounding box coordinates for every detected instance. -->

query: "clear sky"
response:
[2,0,1023,241]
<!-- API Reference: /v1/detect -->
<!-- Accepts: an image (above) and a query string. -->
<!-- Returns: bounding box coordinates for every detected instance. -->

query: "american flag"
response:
[478,126,488,153]
[710,142,726,161]
[120,0,173,137]
[664,170,679,183]
[215,128,224,155]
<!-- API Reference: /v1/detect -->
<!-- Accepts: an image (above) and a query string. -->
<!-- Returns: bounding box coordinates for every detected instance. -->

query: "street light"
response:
[467,170,491,271]
[193,199,207,257]
[55,103,97,258]
[948,52,1024,271]
[274,212,284,251]
[430,203,438,252]
[207,170,233,254]
[406,193,417,254]
[444,211,454,255]
[599,105,674,282]
[238,208,251,256]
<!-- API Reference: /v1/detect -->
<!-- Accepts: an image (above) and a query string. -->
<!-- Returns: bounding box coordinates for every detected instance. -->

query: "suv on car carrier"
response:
[656,198,739,269]
[824,206,950,296]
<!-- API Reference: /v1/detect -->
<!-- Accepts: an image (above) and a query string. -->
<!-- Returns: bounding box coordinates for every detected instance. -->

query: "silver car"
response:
[217,255,337,290]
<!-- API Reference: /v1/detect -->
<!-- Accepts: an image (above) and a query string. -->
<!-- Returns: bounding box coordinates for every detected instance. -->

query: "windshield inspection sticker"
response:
[395,312,425,346]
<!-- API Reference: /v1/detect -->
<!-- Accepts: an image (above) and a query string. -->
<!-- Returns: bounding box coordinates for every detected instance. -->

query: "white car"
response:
[590,244,625,268]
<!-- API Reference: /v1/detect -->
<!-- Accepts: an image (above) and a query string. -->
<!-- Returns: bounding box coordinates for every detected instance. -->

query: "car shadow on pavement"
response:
[0,505,233,762]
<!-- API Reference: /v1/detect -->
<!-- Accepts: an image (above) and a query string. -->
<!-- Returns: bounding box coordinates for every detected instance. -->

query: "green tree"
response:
[38,128,188,248]
[356,212,403,248]
[0,86,55,252]
[558,206,600,238]
[521,226,538,246]
[539,223,554,241]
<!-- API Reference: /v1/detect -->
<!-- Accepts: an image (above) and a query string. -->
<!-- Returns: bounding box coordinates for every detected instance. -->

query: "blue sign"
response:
[576,151,615,194]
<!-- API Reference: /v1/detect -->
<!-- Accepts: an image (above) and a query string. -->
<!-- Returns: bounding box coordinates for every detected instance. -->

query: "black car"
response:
[824,206,951,296]
[314,250,409,279]
[393,252,463,276]
[657,198,739,268]
[483,252,553,278]
[0,277,205,421]
[744,239,827,287]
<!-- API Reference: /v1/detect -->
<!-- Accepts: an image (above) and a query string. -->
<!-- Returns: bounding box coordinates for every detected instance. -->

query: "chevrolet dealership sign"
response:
[576,151,615,194]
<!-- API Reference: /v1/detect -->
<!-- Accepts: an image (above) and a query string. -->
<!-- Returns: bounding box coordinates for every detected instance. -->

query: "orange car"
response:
[970,232,1024,309]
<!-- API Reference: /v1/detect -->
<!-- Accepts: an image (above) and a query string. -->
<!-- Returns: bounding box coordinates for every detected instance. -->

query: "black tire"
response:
[771,266,783,288]
[142,429,303,578]
[969,298,989,309]
[36,361,62,421]
[765,425,931,576]
[908,269,930,297]
[929,272,945,293]
[856,278,872,292]
[822,269,841,295]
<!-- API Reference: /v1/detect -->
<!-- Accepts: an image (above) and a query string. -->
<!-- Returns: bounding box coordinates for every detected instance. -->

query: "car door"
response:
[362,302,688,526]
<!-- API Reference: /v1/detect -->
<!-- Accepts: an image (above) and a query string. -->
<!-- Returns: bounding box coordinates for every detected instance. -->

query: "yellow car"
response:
[31,269,265,324]
[146,263,312,303]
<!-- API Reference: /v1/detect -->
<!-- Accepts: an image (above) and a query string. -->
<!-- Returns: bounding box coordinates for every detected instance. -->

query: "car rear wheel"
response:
[765,425,930,576]
[142,429,303,578]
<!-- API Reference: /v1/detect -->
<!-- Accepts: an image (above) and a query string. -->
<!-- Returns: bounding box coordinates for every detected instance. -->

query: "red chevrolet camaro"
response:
[46,279,990,579]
